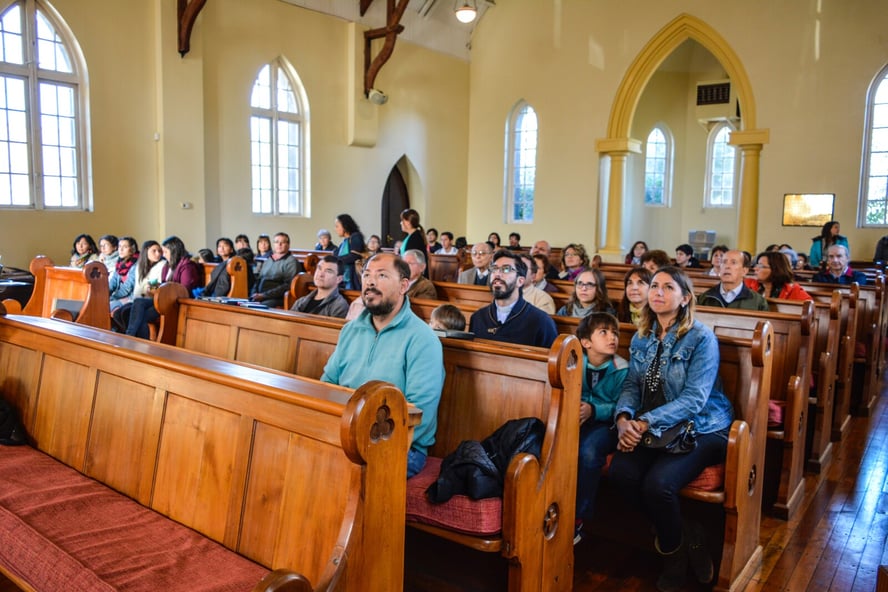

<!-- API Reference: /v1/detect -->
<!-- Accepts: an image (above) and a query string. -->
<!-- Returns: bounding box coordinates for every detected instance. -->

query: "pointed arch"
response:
[597,13,768,255]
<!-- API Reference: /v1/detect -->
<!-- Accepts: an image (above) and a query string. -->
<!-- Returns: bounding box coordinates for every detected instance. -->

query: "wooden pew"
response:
[434,280,571,311]
[201,255,250,298]
[0,256,110,330]
[159,291,772,592]
[156,291,583,592]
[428,253,461,282]
[771,292,842,473]
[0,311,411,592]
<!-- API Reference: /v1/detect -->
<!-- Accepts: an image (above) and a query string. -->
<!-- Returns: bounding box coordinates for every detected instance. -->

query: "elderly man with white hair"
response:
[812,244,869,285]
[404,249,439,300]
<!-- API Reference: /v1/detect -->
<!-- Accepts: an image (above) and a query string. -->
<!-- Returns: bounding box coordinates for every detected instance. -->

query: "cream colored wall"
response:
[466,0,888,260]
[201,0,469,251]
[0,0,469,268]
[0,0,160,268]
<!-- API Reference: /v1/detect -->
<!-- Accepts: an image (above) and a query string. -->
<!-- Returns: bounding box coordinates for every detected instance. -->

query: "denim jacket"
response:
[614,319,733,436]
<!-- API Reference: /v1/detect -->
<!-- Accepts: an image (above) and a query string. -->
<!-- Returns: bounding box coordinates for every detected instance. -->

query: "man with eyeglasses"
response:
[812,244,869,285]
[458,241,496,285]
[322,253,444,478]
[289,255,349,318]
[697,250,768,310]
[469,251,558,348]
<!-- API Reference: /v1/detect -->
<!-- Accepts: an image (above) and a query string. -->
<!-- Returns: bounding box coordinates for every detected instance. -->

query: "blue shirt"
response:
[321,297,445,455]
[615,319,734,436]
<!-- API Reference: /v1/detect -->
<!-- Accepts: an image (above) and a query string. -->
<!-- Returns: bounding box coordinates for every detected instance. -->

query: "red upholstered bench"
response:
[0,446,268,591]
[406,456,725,539]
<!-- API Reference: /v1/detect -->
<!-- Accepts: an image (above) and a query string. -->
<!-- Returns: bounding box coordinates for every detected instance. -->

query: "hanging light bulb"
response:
[454,0,477,24]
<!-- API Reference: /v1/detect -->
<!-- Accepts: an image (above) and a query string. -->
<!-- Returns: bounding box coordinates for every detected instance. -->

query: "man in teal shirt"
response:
[321,253,445,477]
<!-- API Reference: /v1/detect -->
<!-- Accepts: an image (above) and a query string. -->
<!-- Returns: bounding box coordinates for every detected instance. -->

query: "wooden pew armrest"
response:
[252,569,313,592]
[781,375,805,444]
[1,299,21,315]
[722,419,751,511]
[501,451,543,560]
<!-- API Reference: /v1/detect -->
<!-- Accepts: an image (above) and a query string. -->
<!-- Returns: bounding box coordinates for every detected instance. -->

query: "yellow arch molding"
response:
[599,13,769,254]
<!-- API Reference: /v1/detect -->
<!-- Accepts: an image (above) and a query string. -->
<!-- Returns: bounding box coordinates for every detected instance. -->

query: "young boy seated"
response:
[574,312,628,544]
[428,304,467,332]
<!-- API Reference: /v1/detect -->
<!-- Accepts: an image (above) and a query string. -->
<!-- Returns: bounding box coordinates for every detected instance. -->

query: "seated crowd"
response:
[58,215,877,592]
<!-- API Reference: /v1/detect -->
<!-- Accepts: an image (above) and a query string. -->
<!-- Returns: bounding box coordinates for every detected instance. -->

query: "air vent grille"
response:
[696,82,731,106]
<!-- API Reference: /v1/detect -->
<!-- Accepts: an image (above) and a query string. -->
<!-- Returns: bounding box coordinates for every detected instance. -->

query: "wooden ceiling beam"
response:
[359,0,375,16]
[363,0,410,96]
[178,0,208,57]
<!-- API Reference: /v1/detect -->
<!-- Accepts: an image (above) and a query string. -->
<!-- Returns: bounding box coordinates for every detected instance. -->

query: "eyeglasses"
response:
[471,250,491,256]
[489,265,517,275]
[576,281,597,289]
[754,264,770,269]
[564,252,579,258]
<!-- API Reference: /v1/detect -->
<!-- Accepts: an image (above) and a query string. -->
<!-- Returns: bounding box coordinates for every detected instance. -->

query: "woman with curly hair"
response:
[559,243,591,282]
[69,234,99,268]
[625,241,648,265]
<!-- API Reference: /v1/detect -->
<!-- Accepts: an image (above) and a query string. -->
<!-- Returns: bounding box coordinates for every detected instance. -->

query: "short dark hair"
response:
[710,244,729,256]
[492,249,527,278]
[216,237,234,251]
[676,244,694,256]
[441,231,454,241]
[519,253,537,275]
[576,312,619,342]
[509,232,521,241]
[99,235,119,248]
[235,234,250,244]
[320,254,344,275]
[427,227,438,237]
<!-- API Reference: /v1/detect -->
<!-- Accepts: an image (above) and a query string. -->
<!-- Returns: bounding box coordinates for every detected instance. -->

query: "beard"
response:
[491,279,517,300]
[362,288,397,317]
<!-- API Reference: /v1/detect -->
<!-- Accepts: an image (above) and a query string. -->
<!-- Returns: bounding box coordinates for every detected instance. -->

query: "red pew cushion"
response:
[0,446,269,591]
[406,456,503,536]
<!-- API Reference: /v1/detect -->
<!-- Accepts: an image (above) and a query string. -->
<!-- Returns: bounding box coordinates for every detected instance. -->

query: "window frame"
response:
[643,123,673,207]
[703,121,738,209]
[858,63,888,227]
[503,99,537,224]
[0,0,90,211]
[249,56,310,218]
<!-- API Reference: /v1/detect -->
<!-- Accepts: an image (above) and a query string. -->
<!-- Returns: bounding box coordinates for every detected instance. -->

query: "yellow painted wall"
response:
[0,0,469,268]
[466,0,888,260]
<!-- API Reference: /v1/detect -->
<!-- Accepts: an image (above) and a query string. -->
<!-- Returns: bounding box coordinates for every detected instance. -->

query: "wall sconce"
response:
[454,0,477,24]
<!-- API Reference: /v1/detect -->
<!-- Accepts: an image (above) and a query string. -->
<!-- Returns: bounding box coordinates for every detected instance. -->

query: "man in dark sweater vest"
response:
[469,250,558,348]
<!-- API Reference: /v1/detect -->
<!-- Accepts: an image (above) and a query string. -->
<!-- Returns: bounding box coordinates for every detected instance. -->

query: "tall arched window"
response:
[860,65,888,226]
[644,124,673,206]
[504,100,537,223]
[250,57,309,216]
[0,0,89,209]
[704,122,736,207]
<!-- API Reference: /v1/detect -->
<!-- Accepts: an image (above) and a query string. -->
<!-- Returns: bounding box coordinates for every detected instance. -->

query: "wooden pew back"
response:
[2,257,111,330]
[201,256,249,298]
[0,312,409,592]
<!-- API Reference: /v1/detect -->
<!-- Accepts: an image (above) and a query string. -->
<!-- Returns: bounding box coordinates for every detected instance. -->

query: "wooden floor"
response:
[405,373,888,592]
[0,378,884,591]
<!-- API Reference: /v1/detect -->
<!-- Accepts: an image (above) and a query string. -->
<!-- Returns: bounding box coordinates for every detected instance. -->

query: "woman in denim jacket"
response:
[609,267,733,592]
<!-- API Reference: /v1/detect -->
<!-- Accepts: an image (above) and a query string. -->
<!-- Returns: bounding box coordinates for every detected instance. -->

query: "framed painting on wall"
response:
[782,193,835,227]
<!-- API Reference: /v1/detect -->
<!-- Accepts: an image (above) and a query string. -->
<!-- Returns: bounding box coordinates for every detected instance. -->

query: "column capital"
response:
[729,128,770,148]
[596,137,643,154]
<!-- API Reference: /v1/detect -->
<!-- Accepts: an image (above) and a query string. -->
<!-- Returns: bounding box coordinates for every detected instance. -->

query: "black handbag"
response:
[640,420,696,454]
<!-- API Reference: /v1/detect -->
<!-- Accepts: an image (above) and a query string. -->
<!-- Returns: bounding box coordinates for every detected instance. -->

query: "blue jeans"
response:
[407,448,426,479]
[126,297,159,340]
[576,420,617,521]
[607,431,728,552]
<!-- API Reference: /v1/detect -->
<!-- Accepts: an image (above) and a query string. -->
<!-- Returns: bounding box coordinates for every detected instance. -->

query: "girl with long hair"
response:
[618,267,652,325]
[556,268,614,318]
[334,213,366,290]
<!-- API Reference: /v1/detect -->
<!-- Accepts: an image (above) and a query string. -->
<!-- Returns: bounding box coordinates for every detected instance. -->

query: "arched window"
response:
[860,65,888,226]
[0,0,89,209]
[644,125,672,206]
[250,58,309,216]
[704,122,736,208]
[504,100,537,223]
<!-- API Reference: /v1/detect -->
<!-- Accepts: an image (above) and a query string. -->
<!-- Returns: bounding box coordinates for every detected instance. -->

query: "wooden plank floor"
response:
[0,378,883,591]
[405,374,888,592]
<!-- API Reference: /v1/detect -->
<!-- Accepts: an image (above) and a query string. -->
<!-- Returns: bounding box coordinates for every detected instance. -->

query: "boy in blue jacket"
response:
[574,312,629,544]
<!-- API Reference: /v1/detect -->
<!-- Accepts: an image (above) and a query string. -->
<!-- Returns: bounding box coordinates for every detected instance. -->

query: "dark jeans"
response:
[607,431,728,552]
[126,297,159,339]
[576,420,617,521]
[407,448,426,479]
